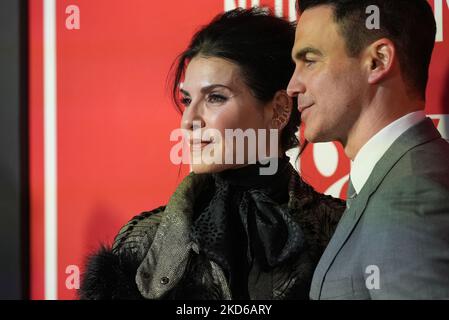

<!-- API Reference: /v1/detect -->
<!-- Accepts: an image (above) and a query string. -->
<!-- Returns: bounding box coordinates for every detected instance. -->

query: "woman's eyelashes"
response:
[180,96,191,107]
[206,93,228,105]
[180,93,229,108]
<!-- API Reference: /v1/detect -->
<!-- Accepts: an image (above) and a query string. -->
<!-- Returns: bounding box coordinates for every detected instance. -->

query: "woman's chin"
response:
[191,163,225,174]
[191,163,245,174]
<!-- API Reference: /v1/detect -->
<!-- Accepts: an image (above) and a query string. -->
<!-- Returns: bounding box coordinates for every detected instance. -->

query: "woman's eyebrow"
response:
[200,84,233,94]
[181,84,233,97]
[180,88,190,97]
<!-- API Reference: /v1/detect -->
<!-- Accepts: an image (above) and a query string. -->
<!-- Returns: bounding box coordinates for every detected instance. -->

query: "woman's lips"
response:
[190,140,212,149]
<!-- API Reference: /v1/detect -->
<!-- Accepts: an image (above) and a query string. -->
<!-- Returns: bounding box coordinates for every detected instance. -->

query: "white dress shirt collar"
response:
[350,111,426,194]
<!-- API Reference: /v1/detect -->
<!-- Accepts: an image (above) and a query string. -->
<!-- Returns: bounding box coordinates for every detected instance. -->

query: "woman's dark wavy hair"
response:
[170,7,301,152]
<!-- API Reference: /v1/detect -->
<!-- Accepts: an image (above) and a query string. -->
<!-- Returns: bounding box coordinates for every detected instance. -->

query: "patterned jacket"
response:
[79,170,345,300]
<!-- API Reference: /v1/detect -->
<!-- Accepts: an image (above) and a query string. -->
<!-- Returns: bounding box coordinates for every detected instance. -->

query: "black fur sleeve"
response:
[78,245,144,300]
[78,206,165,300]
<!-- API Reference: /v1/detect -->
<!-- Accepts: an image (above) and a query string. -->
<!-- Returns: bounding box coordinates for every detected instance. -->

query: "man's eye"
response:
[207,94,228,104]
[305,59,316,67]
[180,97,191,107]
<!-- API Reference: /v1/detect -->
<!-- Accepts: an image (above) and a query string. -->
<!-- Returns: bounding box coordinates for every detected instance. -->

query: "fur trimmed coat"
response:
[79,170,345,300]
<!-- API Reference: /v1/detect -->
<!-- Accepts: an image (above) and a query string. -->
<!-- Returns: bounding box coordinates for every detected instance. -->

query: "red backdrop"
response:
[29,0,449,299]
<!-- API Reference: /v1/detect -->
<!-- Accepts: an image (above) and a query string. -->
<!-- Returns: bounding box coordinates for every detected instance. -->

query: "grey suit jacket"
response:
[310,118,449,300]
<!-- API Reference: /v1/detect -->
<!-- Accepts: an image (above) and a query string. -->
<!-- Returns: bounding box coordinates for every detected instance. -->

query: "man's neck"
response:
[343,103,424,161]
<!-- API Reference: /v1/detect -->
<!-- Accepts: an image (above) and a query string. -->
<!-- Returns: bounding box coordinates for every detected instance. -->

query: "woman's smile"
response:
[190,139,213,150]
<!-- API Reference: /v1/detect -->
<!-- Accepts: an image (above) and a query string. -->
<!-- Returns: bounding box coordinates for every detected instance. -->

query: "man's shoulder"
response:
[386,135,449,182]
[407,133,449,161]
[361,135,449,225]
[366,139,449,221]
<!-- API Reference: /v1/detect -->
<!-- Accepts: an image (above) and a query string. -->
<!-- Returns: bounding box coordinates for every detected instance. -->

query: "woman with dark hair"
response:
[79,8,345,300]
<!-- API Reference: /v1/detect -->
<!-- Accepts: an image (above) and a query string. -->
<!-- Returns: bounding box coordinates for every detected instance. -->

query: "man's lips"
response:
[298,104,313,113]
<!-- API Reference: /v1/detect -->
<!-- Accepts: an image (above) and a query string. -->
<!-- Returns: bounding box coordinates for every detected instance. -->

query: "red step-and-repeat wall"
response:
[29,0,449,299]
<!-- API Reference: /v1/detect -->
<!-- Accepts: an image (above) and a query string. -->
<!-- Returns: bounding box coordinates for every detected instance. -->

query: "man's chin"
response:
[304,128,331,144]
[304,131,320,144]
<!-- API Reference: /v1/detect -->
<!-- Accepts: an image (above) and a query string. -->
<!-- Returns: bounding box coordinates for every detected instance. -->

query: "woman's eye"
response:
[180,97,191,107]
[207,94,227,104]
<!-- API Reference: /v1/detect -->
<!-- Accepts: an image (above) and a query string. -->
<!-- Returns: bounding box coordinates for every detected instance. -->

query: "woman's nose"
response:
[181,102,205,131]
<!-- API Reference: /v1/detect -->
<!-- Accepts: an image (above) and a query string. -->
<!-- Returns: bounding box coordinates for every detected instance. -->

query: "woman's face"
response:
[180,56,278,174]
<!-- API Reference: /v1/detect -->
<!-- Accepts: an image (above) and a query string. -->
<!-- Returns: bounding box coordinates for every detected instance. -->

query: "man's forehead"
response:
[296,5,335,38]
[293,5,340,53]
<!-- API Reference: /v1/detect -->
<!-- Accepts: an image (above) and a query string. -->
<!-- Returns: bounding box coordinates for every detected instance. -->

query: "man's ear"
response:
[364,38,396,85]
[270,90,293,130]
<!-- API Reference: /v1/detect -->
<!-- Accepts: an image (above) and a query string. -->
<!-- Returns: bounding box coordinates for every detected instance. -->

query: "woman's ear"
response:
[270,90,293,130]
[363,38,396,85]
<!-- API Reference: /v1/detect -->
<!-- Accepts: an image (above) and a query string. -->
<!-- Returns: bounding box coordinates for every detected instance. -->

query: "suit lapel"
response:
[312,118,441,299]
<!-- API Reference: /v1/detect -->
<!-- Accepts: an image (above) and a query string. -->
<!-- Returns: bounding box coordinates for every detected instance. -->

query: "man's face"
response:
[287,6,366,144]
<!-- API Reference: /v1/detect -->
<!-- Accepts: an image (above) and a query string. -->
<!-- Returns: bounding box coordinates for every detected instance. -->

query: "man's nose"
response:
[287,68,305,97]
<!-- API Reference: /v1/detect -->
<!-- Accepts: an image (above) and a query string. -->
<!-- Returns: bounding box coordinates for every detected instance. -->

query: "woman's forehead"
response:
[182,56,243,91]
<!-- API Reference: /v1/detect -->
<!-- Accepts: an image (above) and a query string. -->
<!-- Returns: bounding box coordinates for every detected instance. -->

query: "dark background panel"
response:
[0,0,29,299]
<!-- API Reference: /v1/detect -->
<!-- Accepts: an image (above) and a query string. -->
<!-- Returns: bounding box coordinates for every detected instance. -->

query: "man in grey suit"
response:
[287,0,449,299]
